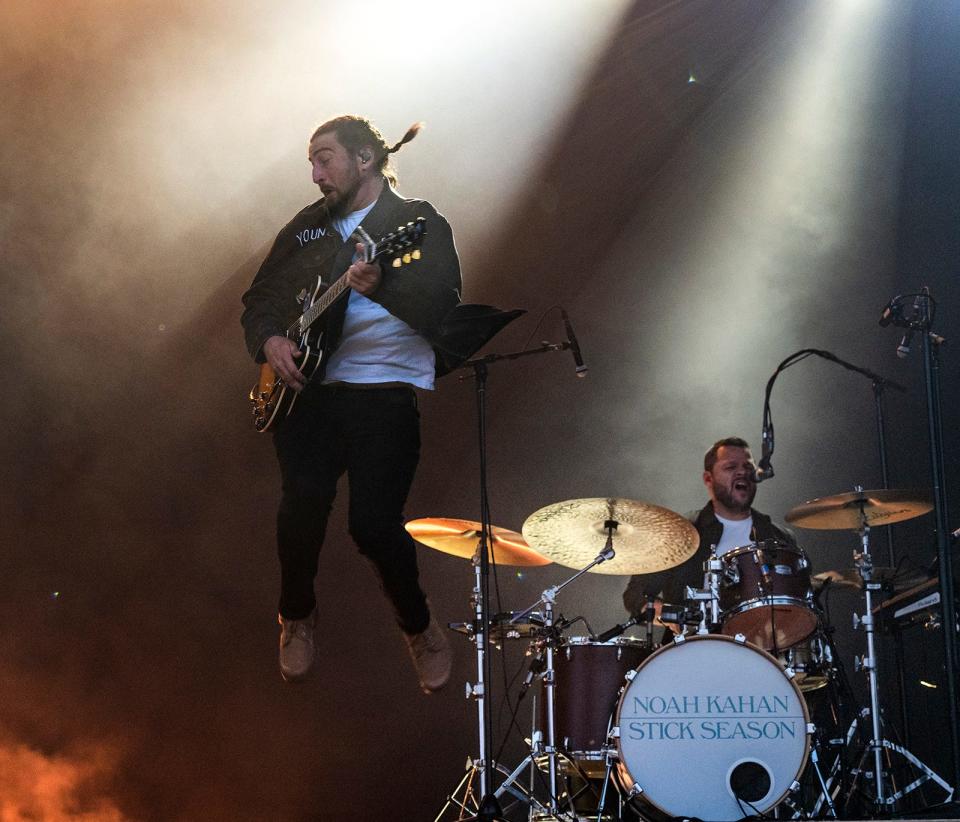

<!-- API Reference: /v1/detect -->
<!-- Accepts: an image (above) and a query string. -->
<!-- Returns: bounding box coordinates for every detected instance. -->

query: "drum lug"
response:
[672,633,686,645]
[625,668,638,681]
[610,725,621,739]
[806,722,816,735]
[790,779,801,793]
[627,782,643,798]
[784,666,797,679]
[734,632,747,644]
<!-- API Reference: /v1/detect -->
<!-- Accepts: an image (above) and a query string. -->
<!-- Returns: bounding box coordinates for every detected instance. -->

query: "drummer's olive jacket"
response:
[622,501,800,617]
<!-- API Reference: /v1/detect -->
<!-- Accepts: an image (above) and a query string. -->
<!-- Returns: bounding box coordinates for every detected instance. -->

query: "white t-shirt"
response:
[714,513,754,556]
[323,203,436,389]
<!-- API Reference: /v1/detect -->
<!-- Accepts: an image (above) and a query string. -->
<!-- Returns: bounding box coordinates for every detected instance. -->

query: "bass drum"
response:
[614,634,810,822]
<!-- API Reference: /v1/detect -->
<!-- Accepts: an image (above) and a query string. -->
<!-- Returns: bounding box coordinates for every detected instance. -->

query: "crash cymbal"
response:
[405,518,551,566]
[521,497,699,575]
[814,566,931,593]
[785,488,933,530]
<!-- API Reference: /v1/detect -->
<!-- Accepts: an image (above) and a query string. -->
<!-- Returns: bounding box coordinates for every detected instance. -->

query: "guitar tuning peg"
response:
[392,257,402,268]
[412,249,421,260]
[402,252,412,264]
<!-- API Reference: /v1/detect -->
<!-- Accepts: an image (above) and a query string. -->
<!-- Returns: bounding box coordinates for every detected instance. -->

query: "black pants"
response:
[272,383,429,635]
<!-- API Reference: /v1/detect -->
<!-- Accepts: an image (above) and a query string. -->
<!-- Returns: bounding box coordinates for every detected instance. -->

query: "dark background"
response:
[1,1,957,819]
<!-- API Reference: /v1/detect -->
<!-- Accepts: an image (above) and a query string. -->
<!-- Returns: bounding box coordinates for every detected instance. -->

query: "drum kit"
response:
[414,488,955,822]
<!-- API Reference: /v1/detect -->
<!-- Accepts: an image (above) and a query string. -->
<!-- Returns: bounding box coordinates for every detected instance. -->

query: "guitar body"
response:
[249,336,325,432]
[247,218,427,432]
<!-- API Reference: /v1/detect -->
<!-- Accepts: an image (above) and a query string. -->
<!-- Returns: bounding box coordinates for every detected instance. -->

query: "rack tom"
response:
[719,540,816,650]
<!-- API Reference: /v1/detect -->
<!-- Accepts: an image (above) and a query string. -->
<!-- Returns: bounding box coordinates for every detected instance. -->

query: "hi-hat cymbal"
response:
[521,497,699,575]
[785,488,933,530]
[813,566,931,593]
[405,518,551,566]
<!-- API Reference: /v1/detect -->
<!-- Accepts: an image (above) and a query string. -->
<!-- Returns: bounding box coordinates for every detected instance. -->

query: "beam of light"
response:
[652,0,907,392]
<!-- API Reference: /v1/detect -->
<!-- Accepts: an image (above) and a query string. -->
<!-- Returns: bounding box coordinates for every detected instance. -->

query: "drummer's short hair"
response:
[704,437,751,472]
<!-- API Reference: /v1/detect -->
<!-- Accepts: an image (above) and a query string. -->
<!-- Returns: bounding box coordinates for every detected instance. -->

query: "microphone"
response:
[755,549,773,588]
[896,330,914,359]
[896,294,923,359]
[752,421,774,483]
[519,646,546,696]
[560,309,588,378]
[595,616,638,643]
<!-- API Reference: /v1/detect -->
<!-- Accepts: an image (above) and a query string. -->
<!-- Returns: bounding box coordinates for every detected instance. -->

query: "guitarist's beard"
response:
[321,178,363,218]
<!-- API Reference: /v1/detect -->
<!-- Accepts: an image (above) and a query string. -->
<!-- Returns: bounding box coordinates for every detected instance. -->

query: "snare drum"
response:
[614,634,810,821]
[551,637,651,773]
[779,632,833,692]
[720,540,817,650]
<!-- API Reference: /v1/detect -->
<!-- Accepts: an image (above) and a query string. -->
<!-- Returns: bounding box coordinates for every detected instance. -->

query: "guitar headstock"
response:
[360,218,427,268]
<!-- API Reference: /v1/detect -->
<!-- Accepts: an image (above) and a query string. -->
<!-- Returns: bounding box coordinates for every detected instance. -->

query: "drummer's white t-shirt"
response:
[714,514,753,556]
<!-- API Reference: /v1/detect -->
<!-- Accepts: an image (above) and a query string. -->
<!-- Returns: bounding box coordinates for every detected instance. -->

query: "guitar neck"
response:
[286,222,422,339]
[293,270,350,336]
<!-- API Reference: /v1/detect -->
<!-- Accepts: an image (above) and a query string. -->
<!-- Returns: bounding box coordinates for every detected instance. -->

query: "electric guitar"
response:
[248,218,427,432]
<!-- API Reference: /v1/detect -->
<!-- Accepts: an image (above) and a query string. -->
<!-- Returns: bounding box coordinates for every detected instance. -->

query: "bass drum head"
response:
[615,634,810,822]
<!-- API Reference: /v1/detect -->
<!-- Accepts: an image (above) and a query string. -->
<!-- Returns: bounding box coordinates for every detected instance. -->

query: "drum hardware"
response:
[505,532,623,819]
[408,518,553,822]
[683,552,724,635]
[787,486,954,812]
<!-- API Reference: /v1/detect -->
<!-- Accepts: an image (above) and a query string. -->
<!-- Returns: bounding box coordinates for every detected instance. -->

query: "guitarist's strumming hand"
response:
[344,242,382,296]
[264,336,306,392]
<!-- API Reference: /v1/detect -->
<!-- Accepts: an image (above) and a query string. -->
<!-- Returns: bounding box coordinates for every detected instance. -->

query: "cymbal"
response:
[521,497,699,575]
[785,488,933,530]
[405,518,551,566]
[813,566,931,593]
[811,570,860,592]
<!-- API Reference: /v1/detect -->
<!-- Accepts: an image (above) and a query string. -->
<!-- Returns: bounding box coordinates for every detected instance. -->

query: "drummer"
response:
[622,436,801,619]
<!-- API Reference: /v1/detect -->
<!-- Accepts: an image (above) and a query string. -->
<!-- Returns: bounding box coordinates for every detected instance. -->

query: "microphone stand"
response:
[455,338,583,822]
[882,288,960,795]
[754,349,912,745]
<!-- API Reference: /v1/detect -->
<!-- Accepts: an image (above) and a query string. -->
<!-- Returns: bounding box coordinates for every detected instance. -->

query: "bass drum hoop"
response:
[613,634,811,822]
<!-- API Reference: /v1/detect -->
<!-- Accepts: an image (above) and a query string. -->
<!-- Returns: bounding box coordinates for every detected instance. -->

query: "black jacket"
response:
[622,501,800,616]
[241,184,462,373]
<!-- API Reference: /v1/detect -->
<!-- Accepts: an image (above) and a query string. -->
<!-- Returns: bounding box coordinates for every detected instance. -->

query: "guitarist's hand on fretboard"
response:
[264,336,306,392]
[344,242,382,296]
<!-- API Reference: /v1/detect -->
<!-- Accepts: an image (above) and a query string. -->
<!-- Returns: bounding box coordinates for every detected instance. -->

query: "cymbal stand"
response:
[848,495,954,812]
[508,534,617,818]
[851,501,886,806]
[441,335,574,822]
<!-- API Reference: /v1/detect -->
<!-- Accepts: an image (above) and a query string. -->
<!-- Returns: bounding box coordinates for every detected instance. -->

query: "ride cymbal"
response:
[785,488,933,530]
[405,518,551,566]
[521,497,698,575]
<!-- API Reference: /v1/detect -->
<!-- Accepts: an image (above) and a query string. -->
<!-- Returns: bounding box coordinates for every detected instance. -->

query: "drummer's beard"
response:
[714,482,756,515]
